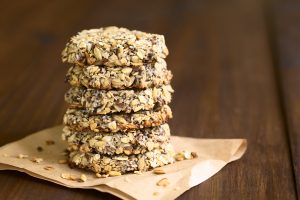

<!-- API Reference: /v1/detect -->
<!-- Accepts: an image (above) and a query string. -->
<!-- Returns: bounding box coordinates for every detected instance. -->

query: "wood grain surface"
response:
[268,0,300,197]
[0,0,298,199]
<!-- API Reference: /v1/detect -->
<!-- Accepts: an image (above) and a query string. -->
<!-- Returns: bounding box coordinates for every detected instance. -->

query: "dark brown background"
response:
[0,0,299,199]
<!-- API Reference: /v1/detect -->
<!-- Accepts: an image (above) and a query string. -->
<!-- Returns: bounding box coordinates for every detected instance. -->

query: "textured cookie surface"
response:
[68,146,175,174]
[65,85,173,114]
[63,105,172,133]
[62,124,171,155]
[62,27,169,67]
[66,58,172,89]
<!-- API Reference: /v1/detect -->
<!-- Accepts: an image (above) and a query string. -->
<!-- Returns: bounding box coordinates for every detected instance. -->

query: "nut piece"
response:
[60,173,77,181]
[109,171,121,177]
[153,168,166,175]
[121,137,130,144]
[90,122,97,131]
[93,47,102,60]
[80,174,87,182]
[156,178,170,187]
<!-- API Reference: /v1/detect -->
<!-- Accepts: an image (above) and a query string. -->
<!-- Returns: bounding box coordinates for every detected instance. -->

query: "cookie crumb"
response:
[153,168,165,174]
[58,159,67,164]
[156,178,170,187]
[44,166,54,170]
[18,154,29,159]
[46,140,55,145]
[37,146,43,152]
[32,157,43,163]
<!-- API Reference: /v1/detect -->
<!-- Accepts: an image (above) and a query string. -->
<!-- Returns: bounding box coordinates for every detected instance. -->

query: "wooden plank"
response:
[268,0,300,197]
[0,0,297,199]
[0,0,120,199]
[167,1,295,199]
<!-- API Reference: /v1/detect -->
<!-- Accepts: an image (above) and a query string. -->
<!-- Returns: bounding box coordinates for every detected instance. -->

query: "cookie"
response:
[68,146,175,174]
[62,124,171,155]
[62,27,169,67]
[63,105,172,133]
[65,85,173,114]
[66,58,172,90]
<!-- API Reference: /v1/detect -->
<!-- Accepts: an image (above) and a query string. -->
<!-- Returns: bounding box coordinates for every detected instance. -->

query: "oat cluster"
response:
[62,27,175,176]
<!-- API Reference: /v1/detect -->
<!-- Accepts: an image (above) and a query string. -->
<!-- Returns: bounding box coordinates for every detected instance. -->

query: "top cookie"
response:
[62,27,169,67]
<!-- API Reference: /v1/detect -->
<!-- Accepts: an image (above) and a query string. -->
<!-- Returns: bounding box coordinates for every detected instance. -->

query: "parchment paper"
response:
[0,126,247,200]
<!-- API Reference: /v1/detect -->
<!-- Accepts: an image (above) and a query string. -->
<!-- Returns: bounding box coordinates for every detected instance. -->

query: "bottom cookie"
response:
[68,146,175,174]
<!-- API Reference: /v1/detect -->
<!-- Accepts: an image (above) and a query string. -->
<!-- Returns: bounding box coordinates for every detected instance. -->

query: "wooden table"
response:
[0,0,299,199]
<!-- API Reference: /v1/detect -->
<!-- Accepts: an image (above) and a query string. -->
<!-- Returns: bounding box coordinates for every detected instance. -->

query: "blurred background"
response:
[0,0,299,199]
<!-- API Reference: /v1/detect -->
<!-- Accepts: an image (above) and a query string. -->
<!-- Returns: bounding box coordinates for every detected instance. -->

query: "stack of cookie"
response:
[61,27,175,176]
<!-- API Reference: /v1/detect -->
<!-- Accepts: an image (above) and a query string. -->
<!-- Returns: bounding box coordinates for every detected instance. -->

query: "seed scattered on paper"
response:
[153,168,165,174]
[32,157,43,163]
[44,166,54,170]
[18,154,29,159]
[80,174,87,182]
[156,178,170,187]
[61,173,79,181]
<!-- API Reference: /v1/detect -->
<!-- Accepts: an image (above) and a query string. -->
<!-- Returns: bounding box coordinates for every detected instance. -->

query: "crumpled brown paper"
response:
[0,126,246,200]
